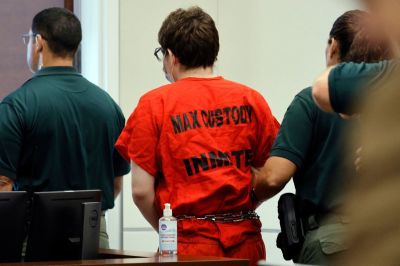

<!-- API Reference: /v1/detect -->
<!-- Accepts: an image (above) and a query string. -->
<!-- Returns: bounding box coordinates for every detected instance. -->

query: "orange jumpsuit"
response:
[116,77,279,266]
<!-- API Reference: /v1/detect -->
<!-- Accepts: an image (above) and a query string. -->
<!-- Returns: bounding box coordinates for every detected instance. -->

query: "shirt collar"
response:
[33,66,81,78]
[178,76,223,82]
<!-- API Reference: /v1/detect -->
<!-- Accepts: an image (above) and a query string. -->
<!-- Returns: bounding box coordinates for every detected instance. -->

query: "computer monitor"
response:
[25,190,102,262]
[0,191,28,262]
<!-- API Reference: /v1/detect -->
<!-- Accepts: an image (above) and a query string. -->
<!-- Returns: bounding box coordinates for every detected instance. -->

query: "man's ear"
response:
[329,38,340,61]
[35,34,45,52]
[167,49,178,65]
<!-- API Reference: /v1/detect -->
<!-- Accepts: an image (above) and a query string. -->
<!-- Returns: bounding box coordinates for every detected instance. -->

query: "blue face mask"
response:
[163,61,175,83]
[165,72,175,83]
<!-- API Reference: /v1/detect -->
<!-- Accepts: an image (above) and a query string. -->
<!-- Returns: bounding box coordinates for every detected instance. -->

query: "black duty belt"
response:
[176,210,259,223]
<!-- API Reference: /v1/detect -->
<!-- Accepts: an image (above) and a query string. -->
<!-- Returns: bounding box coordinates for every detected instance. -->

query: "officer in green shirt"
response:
[0,8,130,248]
[312,2,400,265]
[253,10,393,265]
[312,0,400,116]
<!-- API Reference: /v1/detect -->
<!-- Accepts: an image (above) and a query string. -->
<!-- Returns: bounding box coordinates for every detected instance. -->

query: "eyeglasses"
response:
[22,33,37,46]
[154,47,166,62]
[22,33,48,46]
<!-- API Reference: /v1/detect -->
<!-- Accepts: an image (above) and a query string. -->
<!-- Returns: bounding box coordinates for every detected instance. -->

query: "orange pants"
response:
[178,234,266,266]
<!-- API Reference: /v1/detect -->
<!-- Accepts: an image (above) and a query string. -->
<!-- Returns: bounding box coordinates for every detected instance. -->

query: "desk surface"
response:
[2,249,249,266]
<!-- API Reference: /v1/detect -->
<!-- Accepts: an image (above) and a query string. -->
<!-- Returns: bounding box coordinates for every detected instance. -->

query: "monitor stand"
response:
[81,202,101,259]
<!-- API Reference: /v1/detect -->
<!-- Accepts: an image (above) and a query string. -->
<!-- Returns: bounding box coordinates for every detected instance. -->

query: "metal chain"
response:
[176,211,259,223]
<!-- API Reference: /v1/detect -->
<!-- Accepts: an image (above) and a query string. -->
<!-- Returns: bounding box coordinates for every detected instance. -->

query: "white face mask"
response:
[37,52,43,71]
[28,52,43,74]
[27,36,43,73]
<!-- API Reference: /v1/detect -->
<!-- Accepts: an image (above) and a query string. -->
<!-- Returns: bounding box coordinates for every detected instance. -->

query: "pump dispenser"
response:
[159,203,177,255]
[163,203,172,217]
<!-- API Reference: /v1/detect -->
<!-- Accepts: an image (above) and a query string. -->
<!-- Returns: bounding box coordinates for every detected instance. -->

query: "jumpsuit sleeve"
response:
[251,91,280,168]
[115,97,160,177]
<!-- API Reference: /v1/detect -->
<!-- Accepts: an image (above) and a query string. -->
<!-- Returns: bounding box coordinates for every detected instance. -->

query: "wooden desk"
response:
[2,249,249,266]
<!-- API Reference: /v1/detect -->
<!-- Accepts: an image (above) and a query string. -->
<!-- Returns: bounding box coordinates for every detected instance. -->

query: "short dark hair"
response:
[158,6,219,69]
[329,10,393,63]
[32,7,82,58]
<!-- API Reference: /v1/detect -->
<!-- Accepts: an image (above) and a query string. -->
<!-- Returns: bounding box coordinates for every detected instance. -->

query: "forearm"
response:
[253,157,296,203]
[253,168,288,203]
[0,176,13,191]
[131,162,159,231]
[114,176,123,199]
[312,66,335,112]
[133,192,159,231]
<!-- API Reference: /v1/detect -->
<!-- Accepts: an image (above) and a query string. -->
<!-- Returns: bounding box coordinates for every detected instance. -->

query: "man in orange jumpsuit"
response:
[116,7,279,266]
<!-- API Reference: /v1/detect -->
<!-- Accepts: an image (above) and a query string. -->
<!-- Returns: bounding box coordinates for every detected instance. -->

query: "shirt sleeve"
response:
[251,91,280,167]
[115,97,160,177]
[113,105,131,177]
[270,93,315,168]
[0,102,24,180]
[328,61,391,115]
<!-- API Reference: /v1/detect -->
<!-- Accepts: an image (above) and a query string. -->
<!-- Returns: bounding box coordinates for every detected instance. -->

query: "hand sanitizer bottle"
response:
[159,203,178,255]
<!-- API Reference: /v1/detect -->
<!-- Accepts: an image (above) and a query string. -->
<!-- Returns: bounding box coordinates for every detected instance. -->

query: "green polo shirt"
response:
[0,67,130,210]
[271,87,351,212]
[328,60,393,114]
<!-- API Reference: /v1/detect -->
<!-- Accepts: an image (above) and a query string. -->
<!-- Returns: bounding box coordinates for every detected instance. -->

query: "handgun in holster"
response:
[276,193,305,261]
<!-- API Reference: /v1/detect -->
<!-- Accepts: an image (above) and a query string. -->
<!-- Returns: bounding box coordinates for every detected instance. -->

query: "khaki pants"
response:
[99,212,109,249]
[294,219,348,265]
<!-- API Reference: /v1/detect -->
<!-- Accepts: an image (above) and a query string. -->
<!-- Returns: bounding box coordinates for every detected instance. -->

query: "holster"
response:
[276,193,305,261]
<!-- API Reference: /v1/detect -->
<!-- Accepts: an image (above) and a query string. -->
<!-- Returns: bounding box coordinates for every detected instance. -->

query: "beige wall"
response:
[119,0,359,264]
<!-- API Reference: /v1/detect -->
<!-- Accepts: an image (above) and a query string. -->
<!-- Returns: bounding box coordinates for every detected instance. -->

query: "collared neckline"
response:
[33,66,81,78]
[178,76,223,82]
